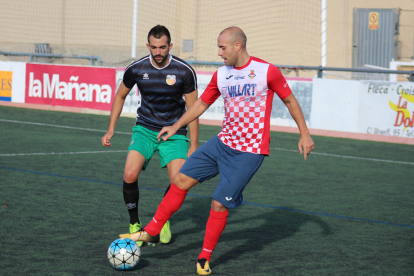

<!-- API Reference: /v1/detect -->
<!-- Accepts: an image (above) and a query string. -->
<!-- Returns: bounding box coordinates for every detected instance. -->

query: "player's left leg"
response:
[197,200,228,275]
[196,143,265,274]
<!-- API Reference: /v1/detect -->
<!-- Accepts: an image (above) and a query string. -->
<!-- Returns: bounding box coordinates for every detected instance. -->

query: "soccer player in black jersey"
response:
[102,25,199,246]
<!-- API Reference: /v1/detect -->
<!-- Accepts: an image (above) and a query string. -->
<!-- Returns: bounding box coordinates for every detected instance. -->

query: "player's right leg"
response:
[123,150,146,247]
[159,159,186,244]
[120,135,222,243]
[119,173,198,243]
[122,125,157,246]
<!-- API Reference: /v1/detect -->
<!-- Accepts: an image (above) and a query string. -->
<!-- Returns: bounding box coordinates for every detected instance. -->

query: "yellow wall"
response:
[0,0,412,78]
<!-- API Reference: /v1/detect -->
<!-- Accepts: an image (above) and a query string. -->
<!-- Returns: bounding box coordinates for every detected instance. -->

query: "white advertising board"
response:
[358,81,414,138]
[196,72,225,121]
[116,70,140,116]
[310,79,360,132]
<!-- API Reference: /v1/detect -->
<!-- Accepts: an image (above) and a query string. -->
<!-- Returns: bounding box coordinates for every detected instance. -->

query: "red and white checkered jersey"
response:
[201,57,292,155]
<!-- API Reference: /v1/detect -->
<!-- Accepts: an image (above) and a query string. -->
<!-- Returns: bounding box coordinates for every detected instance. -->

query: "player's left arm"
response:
[184,89,199,157]
[268,64,314,160]
[281,94,314,160]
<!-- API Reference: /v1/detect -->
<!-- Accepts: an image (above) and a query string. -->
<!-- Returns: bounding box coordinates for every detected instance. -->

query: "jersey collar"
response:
[149,54,172,70]
[233,56,252,70]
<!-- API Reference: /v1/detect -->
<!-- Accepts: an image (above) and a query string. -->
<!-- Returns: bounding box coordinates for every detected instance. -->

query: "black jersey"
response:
[123,55,197,135]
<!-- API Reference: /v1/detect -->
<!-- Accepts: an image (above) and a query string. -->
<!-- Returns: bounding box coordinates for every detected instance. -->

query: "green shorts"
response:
[128,125,189,170]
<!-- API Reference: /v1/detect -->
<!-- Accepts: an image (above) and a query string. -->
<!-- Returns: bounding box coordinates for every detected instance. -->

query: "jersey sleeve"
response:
[267,64,292,99]
[200,72,221,104]
[122,66,135,89]
[182,66,198,94]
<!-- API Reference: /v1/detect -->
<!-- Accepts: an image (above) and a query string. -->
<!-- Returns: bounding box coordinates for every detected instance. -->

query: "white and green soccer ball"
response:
[107,238,140,270]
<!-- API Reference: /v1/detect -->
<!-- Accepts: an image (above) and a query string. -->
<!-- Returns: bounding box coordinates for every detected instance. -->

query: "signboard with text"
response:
[25,63,116,111]
[359,81,414,138]
[0,71,12,101]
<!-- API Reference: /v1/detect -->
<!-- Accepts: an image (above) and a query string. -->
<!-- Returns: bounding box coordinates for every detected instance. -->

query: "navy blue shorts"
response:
[179,135,265,208]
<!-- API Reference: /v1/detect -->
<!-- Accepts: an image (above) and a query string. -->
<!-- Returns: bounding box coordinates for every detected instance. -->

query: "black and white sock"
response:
[123,180,140,225]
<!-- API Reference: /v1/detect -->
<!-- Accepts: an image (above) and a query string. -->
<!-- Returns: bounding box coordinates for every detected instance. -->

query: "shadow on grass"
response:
[144,196,333,267]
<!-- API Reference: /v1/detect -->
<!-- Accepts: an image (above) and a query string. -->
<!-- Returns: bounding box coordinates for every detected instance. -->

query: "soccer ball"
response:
[107,238,140,270]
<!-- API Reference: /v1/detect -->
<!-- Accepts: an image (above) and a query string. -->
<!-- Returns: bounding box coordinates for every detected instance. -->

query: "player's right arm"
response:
[101,81,131,147]
[157,72,220,142]
[157,98,210,142]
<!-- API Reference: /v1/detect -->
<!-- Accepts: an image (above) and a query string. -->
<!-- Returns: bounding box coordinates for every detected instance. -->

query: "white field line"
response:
[1,119,413,165]
[0,150,127,157]
[0,119,130,134]
[271,147,414,165]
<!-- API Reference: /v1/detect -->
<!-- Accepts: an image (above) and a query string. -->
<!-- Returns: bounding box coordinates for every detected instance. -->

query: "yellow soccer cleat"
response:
[120,229,160,244]
[129,222,143,247]
[197,258,212,275]
[160,220,172,244]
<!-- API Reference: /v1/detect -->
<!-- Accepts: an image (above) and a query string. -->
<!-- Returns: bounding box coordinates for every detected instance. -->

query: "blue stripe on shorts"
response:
[179,135,265,208]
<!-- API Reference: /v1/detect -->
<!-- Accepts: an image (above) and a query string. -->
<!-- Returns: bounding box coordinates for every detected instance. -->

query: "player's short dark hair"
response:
[147,25,171,45]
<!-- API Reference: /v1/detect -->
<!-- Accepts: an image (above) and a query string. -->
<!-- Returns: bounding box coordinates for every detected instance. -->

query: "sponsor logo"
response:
[390,94,414,131]
[143,73,149,79]
[28,72,112,103]
[225,83,257,98]
[365,82,414,138]
[248,70,256,79]
[225,197,232,201]
[130,140,135,146]
[0,71,12,102]
[126,203,136,209]
[283,82,288,88]
[166,75,176,85]
[25,64,115,111]
[226,75,233,80]
[234,75,245,80]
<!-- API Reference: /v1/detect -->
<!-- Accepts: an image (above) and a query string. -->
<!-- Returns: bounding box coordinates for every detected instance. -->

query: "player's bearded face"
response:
[147,35,172,68]
[151,52,168,65]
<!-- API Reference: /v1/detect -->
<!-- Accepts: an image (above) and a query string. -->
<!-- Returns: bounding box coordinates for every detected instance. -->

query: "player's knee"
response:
[211,199,227,212]
[123,168,139,183]
[173,173,197,191]
[173,173,187,189]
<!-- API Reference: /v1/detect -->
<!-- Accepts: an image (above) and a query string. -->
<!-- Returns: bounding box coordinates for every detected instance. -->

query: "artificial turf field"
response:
[0,104,413,276]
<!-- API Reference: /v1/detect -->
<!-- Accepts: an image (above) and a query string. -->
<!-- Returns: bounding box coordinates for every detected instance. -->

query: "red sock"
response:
[198,209,229,261]
[144,183,187,236]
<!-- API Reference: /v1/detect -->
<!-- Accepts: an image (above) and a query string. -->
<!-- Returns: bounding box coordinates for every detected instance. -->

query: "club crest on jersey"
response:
[248,70,256,79]
[166,75,176,85]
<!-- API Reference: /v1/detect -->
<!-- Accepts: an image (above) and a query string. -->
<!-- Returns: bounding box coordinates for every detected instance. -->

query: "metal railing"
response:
[0,52,412,81]
[0,51,102,66]
[185,61,414,82]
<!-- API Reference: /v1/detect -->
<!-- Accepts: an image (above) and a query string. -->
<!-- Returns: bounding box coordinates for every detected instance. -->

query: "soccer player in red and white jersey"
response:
[120,26,314,275]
